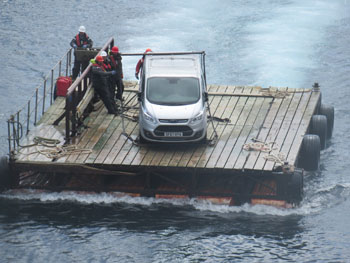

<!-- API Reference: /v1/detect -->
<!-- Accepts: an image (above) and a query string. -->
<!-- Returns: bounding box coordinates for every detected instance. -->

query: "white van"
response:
[138,52,208,143]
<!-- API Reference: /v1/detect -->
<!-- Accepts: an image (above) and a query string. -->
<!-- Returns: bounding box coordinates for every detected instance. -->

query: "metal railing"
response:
[7,48,73,156]
[64,37,114,143]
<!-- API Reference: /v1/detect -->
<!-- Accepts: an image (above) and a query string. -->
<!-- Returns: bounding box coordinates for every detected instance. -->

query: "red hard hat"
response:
[96,55,104,62]
[145,48,152,53]
[111,46,119,53]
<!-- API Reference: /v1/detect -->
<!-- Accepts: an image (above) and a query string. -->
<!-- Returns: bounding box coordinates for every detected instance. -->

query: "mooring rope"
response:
[17,136,92,160]
[260,88,311,98]
[243,138,287,166]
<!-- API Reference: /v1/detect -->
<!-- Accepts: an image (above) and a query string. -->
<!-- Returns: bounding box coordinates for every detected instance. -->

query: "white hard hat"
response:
[100,51,107,57]
[79,26,86,33]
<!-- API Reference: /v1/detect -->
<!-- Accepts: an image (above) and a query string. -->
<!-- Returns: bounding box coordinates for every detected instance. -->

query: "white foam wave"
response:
[0,189,314,217]
[2,182,349,216]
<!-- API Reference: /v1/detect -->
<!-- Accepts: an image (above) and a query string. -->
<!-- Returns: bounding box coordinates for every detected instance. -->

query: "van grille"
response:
[159,119,188,123]
[154,125,193,136]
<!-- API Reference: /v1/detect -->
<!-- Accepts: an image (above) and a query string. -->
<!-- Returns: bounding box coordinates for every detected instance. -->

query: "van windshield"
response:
[146,77,200,105]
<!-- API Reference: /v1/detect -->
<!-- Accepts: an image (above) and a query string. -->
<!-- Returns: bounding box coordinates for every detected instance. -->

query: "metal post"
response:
[27,101,30,135]
[42,79,47,115]
[312,82,320,91]
[203,52,207,85]
[78,81,82,100]
[121,99,126,134]
[7,118,12,155]
[69,49,72,76]
[65,96,71,143]
[59,60,62,77]
[34,88,38,125]
[83,77,88,98]
[16,112,20,145]
[51,69,54,105]
[66,52,69,76]
[11,115,16,151]
[71,90,77,137]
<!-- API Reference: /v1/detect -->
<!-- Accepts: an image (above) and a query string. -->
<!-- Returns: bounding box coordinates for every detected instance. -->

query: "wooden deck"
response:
[14,83,320,174]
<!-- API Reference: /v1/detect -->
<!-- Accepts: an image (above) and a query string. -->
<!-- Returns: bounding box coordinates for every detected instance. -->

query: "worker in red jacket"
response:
[110,46,124,101]
[70,26,93,80]
[135,48,152,79]
[91,55,118,114]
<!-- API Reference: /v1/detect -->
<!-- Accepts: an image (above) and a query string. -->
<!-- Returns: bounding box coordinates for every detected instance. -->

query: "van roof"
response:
[144,54,201,78]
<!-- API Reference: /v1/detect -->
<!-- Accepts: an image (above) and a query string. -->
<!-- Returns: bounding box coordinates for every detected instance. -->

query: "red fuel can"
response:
[56,76,72,96]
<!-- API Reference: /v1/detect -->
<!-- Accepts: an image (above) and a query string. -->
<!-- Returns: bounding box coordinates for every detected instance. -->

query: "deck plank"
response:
[84,117,123,164]
[186,85,237,168]
[178,85,232,167]
[263,90,303,170]
[112,121,139,165]
[208,93,259,168]
[243,97,284,170]
[232,97,270,170]
[31,127,65,162]
[87,92,137,164]
[92,92,137,164]
[16,124,56,162]
[75,114,116,164]
[37,97,66,125]
[271,89,311,169]
[156,85,219,167]
[64,106,107,163]
[221,88,258,169]
[253,88,295,170]
[100,117,135,165]
[287,90,321,165]
[167,85,223,167]
[197,86,251,168]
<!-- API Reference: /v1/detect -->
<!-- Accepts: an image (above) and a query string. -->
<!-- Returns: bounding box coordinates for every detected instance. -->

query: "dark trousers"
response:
[115,78,124,100]
[72,60,89,79]
[93,84,117,114]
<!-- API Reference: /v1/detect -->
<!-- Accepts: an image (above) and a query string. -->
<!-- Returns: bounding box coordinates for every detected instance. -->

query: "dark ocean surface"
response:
[1,0,350,262]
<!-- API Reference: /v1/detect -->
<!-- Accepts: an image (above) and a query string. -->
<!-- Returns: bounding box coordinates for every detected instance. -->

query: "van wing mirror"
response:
[204,92,208,102]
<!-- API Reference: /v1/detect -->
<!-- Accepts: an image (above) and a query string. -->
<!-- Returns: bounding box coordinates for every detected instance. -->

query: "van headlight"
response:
[191,111,204,123]
[142,109,157,124]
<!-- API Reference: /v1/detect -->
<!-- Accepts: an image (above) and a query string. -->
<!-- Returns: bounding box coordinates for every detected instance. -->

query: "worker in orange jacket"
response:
[110,46,124,101]
[135,48,152,80]
[70,26,93,79]
[91,55,118,114]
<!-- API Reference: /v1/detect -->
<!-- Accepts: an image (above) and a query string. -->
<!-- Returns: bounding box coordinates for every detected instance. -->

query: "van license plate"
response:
[164,132,183,137]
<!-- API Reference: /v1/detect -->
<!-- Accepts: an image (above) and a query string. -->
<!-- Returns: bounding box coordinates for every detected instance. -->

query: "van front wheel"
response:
[139,133,148,144]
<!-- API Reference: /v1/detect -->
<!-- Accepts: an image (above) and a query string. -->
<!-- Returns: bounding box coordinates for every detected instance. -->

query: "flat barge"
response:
[1,38,334,207]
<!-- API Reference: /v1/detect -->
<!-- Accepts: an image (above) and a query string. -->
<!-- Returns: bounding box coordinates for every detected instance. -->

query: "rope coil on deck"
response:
[260,87,312,98]
[243,138,288,166]
[17,136,92,160]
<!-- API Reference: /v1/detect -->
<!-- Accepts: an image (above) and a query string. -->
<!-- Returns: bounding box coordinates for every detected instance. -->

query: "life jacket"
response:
[102,61,111,71]
[92,63,106,71]
[135,57,144,74]
[110,56,118,69]
[76,33,89,47]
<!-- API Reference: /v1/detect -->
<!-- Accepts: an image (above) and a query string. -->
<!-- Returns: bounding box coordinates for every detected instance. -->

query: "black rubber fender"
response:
[287,169,304,204]
[310,115,327,150]
[298,134,321,171]
[0,155,11,190]
[319,104,334,139]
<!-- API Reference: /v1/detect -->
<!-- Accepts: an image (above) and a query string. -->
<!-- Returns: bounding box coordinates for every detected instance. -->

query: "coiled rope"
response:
[18,136,91,160]
[243,138,286,165]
